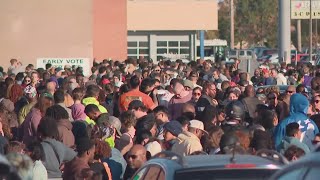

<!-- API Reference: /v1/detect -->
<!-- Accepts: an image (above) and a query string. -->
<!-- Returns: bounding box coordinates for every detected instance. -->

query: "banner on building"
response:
[291,0,320,19]
[37,58,91,76]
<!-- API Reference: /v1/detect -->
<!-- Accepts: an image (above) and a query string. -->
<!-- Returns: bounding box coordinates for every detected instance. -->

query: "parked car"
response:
[269,146,320,180]
[131,151,285,180]
[228,49,255,61]
[257,54,279,64]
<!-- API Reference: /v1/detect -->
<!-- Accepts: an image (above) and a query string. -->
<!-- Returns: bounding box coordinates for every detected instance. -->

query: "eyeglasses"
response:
[127,154,138,160]
[312,140,320,145]
[193,93,201,96]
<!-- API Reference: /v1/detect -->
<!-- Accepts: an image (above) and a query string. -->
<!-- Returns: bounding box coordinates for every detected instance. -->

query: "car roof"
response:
[182,155,282,169]
[144,154,283,170]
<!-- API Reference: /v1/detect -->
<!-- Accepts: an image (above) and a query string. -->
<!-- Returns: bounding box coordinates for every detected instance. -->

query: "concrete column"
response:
[149,34,157,63]
[297,19,302,52]
[189,33,195,61]
[278,0,291,64]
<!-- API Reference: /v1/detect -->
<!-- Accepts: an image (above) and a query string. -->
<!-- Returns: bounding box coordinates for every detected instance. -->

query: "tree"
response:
[218,0,278,48]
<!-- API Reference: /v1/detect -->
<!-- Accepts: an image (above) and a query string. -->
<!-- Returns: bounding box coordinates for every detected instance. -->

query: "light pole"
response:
[310,0,313,61]
[230,0,234,49]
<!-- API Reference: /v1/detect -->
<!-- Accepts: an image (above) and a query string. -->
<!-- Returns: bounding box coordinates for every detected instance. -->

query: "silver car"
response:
[131,151,285,180]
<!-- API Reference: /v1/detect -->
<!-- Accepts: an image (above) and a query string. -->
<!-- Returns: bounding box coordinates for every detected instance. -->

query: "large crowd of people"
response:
[0,57,320,179]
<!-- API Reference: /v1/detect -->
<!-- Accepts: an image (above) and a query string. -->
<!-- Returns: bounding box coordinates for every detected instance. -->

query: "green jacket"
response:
[82,97,108,125]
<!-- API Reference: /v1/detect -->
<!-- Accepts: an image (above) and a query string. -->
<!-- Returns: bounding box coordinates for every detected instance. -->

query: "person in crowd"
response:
[25,141,48,180]
[63,138,95,180]
[163,121,183,150]
[251,69,263,86]
[90,139,112,180]
[153,106,170,140]
[54,90,73,122]
[45,105,75,147]
[18,85,38,125]
[120,75,156,112]
[116,110,136,155]
[128,100,148,119]
[191,87,202,105]
[274,93,319,150]
[83,84,108,125]
[256,109,278,134]
[204,126,224,154]
[278,122,310,154]
[37,116,76,178]
[188,71,202,89]
[262,69,276,85]
[195,81,217,117]
[241,85,263,121]
[270,68,287,85]
[219,132,246,154]
[284,145,306,161]
[168,78,192,120]
[124,145,147,180]
[249,130,274,154]
[70,87,87,121]
[7,59,22,75]
[172,120,205,156]
[22,93,54,145]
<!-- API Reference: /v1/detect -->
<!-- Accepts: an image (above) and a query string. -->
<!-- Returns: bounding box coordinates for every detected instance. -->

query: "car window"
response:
[277,168,308,180]
[175,169,278,180]
[143,165,165,180]
[239,51,245,56]
[247,51,252,56]
[133,167,148,180]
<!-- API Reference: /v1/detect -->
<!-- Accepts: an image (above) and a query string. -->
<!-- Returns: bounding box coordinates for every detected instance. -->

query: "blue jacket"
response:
[274,93,319,151]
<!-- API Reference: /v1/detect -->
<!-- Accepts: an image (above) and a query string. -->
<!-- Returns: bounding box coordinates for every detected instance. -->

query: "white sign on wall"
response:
[37,58,91,76]
[291,0,320,19]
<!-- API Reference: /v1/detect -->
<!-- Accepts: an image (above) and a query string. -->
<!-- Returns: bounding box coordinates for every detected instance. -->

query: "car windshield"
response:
[174,168,278,180]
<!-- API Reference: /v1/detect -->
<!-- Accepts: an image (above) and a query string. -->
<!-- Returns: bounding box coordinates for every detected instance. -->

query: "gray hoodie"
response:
[41,138,77,178]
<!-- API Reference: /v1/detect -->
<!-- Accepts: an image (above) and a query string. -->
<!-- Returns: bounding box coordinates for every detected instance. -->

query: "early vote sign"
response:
[37,58,91,76]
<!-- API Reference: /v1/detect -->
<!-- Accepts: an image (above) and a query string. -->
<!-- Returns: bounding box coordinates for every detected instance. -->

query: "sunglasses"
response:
[286,91,294,94]
[154,69,161,72]
[127,154,138,160]
[312,140,320,145]
[193,93,201,96]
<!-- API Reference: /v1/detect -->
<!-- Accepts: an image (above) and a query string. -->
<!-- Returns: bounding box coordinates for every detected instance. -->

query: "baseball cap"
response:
[262,69,269,74]
[107,116,122,136]
[40,92,54,100]
[163,121,183,137]
[55,67,65,74]
[189,120,208,135]
[183,79,194,90]
[128,100,145,110]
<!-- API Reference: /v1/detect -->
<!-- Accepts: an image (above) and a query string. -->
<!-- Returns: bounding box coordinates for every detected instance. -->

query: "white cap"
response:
[189,120,208,135]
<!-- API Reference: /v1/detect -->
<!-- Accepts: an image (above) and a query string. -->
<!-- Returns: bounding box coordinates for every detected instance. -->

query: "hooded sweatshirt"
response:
[82,97,108,125]
[57,119,75,147]
[279,136,310,154]
[274,93,319,151]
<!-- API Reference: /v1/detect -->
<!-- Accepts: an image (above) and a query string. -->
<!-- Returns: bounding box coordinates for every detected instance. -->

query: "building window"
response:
[156,40,190,60]
[127,41,149,59]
